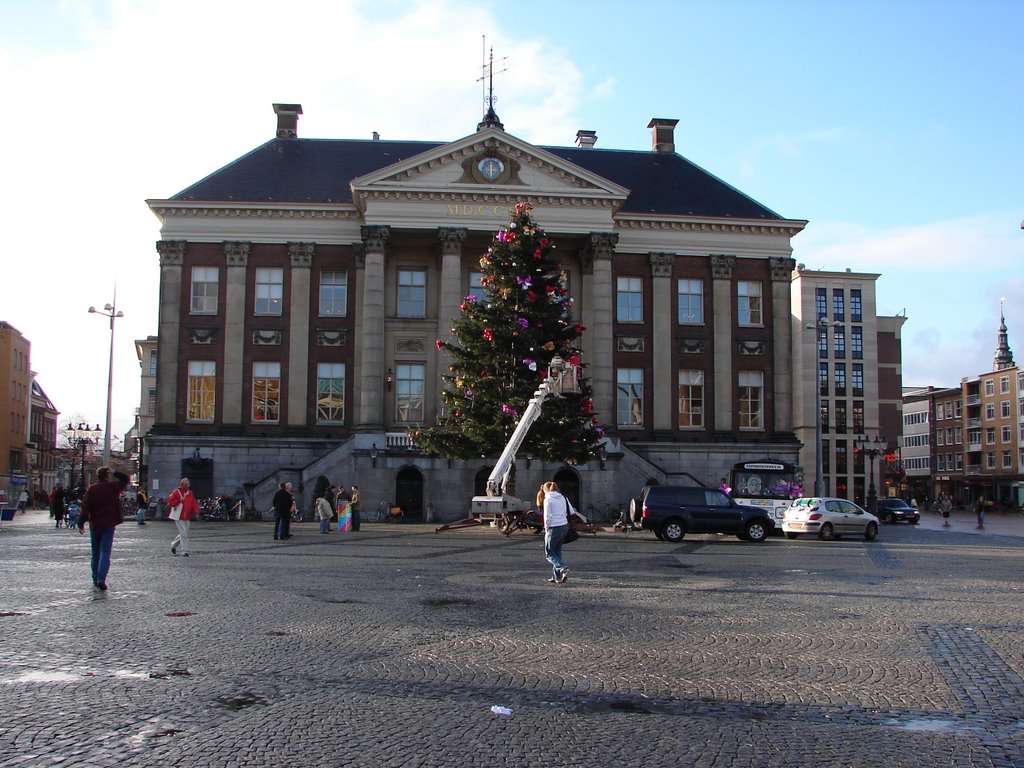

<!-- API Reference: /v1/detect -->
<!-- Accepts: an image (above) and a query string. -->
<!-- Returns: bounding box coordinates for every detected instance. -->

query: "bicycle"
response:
[364,502,403,523]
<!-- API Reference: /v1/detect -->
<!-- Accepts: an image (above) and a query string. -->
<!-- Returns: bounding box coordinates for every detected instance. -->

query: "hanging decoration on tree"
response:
[414,202,603,463]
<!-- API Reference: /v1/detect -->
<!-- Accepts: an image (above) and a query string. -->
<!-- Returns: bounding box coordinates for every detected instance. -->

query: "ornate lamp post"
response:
[66,422,102,496]
[89,294,124,468]
[854,435,886,514]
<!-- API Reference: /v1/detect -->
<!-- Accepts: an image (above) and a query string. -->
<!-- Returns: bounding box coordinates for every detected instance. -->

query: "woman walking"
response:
[538,481,571,584]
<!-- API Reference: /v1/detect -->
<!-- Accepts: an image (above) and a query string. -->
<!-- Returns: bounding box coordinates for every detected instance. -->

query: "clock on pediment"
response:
[458,152,520,185]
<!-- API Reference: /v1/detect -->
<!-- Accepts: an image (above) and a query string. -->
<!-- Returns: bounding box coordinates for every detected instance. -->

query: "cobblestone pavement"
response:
[3,508,1024,767]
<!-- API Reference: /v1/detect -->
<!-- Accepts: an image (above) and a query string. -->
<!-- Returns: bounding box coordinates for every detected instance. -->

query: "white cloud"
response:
[798,213,1024,388]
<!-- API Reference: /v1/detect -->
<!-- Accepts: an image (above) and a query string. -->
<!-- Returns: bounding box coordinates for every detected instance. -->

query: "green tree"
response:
[415,202,604,463]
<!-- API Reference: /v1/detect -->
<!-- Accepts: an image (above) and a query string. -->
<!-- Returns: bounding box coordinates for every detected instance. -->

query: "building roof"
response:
[171,137,785,220]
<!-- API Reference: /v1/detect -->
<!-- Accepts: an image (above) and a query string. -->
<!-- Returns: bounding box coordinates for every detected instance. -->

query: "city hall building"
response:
[144,104,807,519]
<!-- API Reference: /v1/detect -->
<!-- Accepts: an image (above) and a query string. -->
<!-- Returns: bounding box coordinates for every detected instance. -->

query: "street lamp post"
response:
[66,422,102,496]
[89,294,124,467]
[854,435,886,514]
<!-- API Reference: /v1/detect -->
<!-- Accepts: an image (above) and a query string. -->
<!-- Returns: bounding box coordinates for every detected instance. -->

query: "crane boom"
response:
[470,355,579,517]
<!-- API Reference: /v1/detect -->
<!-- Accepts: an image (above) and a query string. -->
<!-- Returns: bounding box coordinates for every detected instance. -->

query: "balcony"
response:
[965,464,981,475]
[967,395,981,406]
[967,442,982,452]
[967,418,981,429]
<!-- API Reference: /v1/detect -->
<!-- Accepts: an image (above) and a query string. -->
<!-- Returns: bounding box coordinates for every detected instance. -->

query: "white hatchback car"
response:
[782,497,879,541]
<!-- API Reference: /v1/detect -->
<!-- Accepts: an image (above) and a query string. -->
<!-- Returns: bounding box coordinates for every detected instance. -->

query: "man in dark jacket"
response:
[78,468,130,590]
[272,482,294,540]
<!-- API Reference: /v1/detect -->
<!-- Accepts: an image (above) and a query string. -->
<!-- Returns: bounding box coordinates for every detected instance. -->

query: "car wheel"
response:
[864,522,878,541]
[653,529,664,541]
[662,520,685,543]
[887,512,895,524]
[744,520,768,543]
[784,532,798,540]
[818,523,835,541]
[911,519,919,525]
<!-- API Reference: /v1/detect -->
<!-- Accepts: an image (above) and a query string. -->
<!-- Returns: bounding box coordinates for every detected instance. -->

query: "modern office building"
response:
[790,267,906,506]
[143,104,811,517]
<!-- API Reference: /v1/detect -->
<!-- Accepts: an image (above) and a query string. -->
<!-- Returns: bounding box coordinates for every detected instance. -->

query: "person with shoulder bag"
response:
[538,481,572,585]
[167,477,200,556]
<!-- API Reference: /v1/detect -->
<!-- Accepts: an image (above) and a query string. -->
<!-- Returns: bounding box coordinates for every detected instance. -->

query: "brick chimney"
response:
[647,118,679,153]
[273,103,303,138]
[575,130,598,149]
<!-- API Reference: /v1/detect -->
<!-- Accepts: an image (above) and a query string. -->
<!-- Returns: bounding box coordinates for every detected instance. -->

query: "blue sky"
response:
[1,0,1020,439]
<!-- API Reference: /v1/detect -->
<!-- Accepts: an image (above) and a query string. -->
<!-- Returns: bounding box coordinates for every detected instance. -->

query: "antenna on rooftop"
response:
[476,36,507,131]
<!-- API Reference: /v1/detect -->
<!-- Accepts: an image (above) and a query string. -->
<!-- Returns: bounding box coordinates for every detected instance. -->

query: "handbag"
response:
[168,503,183,521]
[563,526,580,544]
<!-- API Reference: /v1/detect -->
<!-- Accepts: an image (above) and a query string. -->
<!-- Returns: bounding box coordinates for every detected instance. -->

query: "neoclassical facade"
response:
[144,105,807,518]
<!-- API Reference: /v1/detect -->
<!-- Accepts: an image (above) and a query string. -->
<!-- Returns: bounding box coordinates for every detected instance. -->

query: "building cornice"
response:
[146,200,361,222]
[615,214,807,238]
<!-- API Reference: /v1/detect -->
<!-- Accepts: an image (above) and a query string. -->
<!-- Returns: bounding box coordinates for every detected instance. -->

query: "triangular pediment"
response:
[349,128,629,231]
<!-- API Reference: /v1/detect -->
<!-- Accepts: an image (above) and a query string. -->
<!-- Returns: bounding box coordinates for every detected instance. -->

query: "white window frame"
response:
[316,363,346,424]
[190,266,219,315]
[677,370,704,429]
[616,277,643,323]
[737,281,763,326]
[397,269,427,318]
[252,362,281,423]
[738,371,764,430]
[616,369,644,427]
[319,271,348,317]
[186,361,216,422]
[395,363,425,423]
[255,268,284,316]
[678,279,704,324]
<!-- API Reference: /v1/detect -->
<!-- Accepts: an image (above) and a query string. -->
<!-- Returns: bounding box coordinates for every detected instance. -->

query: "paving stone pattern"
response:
[2,510,1024,767]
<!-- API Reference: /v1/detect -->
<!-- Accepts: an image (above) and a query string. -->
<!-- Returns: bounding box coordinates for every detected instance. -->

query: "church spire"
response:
[993,297,1015,370]
[476,40,506,131]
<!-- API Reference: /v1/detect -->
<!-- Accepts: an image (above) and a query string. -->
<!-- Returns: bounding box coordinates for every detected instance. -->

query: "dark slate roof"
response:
[171,137,783,220]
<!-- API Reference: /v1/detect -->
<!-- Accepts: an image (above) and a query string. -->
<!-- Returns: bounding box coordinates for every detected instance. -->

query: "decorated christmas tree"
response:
[415,202,604,464]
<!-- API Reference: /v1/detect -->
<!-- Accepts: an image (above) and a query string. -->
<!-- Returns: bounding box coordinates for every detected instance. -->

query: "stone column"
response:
[770,256,796,434]
[711,254,735,433]
[287,242,314,426]
[586,233,617,426]
[155,240,185,425]
[357,226,390,430]
[649,252,676,431]
[436,228,467,424]
[222,242,249,425]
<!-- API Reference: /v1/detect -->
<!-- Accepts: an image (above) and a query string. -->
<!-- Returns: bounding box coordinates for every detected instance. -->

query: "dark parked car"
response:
[875,498,920,524]
[639,485,774,543]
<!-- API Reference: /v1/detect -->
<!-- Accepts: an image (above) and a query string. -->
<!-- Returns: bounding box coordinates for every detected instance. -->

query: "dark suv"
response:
[639,486,774,543]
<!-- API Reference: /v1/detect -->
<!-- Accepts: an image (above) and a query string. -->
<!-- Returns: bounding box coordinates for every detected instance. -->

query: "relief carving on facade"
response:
[710,254,735,280]
[188,327,218,345]
[352,242,366,269]
[289,242,315,267]
[581,232,618,274]
[224,241,250,267]
[617,336,645,352]
[437,227,467,256]
[737,340,766,356]
[156,240,186,266]
[252,329,283,345]
[648,252,676,278]
[678,338,706,354]
[396,337,426,353]
[360,225,391,253]
[769,256,796,282]
[316,329,348,347]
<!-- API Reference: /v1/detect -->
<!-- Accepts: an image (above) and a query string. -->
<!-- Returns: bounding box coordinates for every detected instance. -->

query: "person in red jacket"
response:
[78,467,130,590]
[167,477,200,556]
